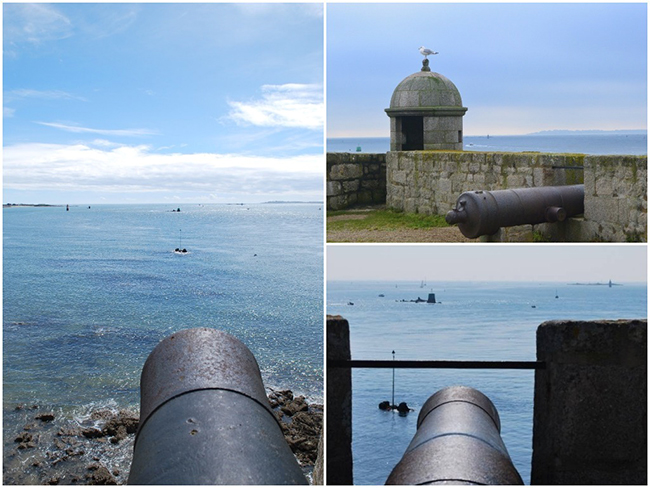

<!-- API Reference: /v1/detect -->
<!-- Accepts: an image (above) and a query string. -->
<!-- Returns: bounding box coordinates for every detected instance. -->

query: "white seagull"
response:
[419,46,439,59]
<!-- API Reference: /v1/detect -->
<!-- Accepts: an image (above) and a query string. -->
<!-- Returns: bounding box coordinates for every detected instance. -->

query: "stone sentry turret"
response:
[386,48,467,151]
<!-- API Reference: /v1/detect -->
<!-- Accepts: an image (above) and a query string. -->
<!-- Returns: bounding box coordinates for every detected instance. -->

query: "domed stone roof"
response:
[389,71,464,109]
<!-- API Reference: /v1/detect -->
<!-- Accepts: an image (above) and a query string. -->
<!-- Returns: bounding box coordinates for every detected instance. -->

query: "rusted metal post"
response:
[127,328,307,485]
[386,386,523,485]
[446,184,584,238]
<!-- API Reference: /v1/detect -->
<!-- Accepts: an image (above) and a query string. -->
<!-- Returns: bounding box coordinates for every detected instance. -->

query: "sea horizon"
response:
[328,131,648,155]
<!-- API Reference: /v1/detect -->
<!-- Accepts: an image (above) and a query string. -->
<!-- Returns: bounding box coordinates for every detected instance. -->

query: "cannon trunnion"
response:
[385,386,523,485]
[446,185,584,239]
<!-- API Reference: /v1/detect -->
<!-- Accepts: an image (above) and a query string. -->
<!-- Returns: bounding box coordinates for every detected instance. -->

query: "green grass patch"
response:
[328,209,449,231]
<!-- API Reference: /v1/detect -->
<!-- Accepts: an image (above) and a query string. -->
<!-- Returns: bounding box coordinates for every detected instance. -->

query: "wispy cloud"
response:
[3,142,323,198]
[4,108,16,118]
[5,89,87,103]
[4,4,73,47]
[227,84,323,130]
[36,122,158,137]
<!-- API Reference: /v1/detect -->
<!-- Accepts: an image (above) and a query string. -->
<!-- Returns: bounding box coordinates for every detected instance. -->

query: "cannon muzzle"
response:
[447,185,584,238]
[127,328,307,485]
[385,386,523,485]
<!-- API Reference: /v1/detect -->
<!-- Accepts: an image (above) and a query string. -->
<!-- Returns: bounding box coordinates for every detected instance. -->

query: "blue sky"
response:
[328,245,647,283]
[3,3,324,204]
[327,3,647,137]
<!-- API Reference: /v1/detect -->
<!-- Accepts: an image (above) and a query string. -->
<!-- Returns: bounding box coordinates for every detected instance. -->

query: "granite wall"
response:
[326,153,386,210]
[326,151,647,242]
[532,319,647,484]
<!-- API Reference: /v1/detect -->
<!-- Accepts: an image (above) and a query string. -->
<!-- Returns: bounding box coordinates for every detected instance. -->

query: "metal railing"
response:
[328,359,545,370]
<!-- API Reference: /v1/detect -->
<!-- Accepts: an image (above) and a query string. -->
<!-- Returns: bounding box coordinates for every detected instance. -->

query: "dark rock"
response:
[57,426,81,437]
[396,402,412,413]
[103,410,138,436]
[91,410,114,421]
[378,401,391,410]
[53,438,66,450]
[82,428,103,439]
[15,432,33,444]
[281,396,309,416]
[36,412,55,422]
[86,465,117,485]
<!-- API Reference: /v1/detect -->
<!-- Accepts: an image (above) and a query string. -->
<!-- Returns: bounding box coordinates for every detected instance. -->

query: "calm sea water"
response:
[3,203,323,414]
[328,133,647,155]
[327,280,647,484]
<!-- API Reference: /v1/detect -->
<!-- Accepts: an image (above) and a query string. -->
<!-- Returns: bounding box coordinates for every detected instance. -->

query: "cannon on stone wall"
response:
[127,328,307,485]
[445,184,584,239]
[385,386,523,485]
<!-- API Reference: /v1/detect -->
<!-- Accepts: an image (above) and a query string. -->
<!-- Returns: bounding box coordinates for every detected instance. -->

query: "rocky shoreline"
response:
[4,389,322,485]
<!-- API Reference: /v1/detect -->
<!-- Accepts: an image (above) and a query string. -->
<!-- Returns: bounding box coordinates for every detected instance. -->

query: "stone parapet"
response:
[326,315,353,485]
[532,319,647,484]
[582,155,647,242]
[384,151,645,242]
[327,153,386,210]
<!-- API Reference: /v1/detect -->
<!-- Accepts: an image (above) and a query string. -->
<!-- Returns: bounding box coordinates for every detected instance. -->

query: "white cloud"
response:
[36,122,158,137]
[4,107,16,118]
[5,89,88,104]
[4,4,73,46]
[227,84,323,130]
[3,142,323,197]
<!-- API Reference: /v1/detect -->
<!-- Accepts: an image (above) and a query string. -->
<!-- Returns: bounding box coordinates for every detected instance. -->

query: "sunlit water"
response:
[327,280,646,484]
[4,203,323,462]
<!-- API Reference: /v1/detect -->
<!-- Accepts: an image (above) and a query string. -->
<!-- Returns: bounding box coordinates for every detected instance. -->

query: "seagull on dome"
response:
[419,46,439,58]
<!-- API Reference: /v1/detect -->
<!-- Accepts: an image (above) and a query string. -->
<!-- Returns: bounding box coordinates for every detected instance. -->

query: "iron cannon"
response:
[127,328,307,485]
[385,386,523,485]
[446,184,584,238]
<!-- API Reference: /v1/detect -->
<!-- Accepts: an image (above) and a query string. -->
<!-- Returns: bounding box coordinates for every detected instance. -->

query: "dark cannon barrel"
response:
[385,386,523,485]
[446,184,584,238]
[127,328,307,485]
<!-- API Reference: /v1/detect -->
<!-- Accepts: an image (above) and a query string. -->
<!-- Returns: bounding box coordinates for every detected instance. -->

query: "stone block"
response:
[326,316,353,485]
[532,320,647,485]
[585,195,619,224]
[327,180,342,196]
[342,180,360,193]
[506,174,526,188]
[331,163,364,181]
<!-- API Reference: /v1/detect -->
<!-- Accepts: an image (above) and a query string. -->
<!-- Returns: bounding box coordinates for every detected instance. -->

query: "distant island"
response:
[527,129,646,136]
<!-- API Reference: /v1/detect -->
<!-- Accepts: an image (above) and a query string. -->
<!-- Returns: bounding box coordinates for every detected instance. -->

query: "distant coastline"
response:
[569,282,622,286]
[527,129,646,136]
[3,203,63,208]
[4,202,322,208]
